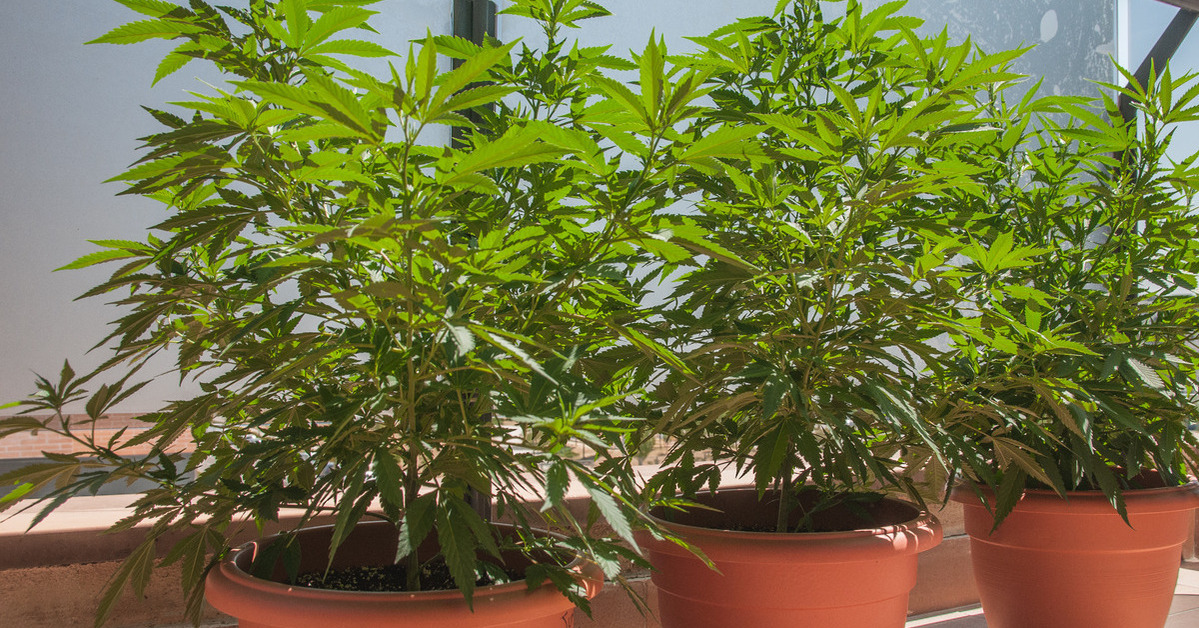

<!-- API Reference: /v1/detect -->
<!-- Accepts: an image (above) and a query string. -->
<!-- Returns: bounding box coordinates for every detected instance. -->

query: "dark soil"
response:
[295,558,524,592]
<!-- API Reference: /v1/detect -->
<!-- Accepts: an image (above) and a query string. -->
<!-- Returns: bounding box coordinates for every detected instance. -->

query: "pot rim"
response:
[950,478,1199,514]
[646,487,938,542]
[216,520,603,601]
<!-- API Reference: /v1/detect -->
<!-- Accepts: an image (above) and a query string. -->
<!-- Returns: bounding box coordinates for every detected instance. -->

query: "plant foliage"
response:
[0,0,733,623]
[930,61,1199,523]
[640,0,1028,531]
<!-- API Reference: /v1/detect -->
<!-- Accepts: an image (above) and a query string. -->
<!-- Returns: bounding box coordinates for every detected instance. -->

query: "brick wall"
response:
[0,414,194,459]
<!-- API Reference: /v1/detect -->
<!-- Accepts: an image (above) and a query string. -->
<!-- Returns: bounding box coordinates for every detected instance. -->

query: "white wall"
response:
[0,1,451,411]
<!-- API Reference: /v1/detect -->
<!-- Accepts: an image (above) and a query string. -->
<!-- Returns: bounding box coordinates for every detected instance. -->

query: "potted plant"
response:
[630,1,1026,626]
[930,63,1199,628]
[0,0,722,626]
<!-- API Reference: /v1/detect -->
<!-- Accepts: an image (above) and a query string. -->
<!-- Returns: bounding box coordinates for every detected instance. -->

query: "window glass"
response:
[864,0,1118,99]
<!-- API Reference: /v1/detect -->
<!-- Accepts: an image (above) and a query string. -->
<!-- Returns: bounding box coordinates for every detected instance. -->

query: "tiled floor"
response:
[906,563,1199,627]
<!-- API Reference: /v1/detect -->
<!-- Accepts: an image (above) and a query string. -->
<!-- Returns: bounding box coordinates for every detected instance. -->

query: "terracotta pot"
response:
[953,473,1199,628]
[205,521,603,628]
[639,488,942,628]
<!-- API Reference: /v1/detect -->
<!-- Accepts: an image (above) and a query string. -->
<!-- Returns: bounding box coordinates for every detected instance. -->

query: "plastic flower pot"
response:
[953,473,1199,628]
[639,488,942,628]
[205,521,603,628]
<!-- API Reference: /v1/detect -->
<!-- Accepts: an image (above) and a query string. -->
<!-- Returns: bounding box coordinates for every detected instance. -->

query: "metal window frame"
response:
[1120,0,1199,122]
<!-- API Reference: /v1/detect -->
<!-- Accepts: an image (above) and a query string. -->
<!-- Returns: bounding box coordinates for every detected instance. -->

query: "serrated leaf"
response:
[153,50,192,85]
[438,85,518,115]
[304,38,393,58]
[328,469,368,561]
[470,326,557,385]
[87,18,203,45]
[615,326,689,374]
[544,463,569,512]
[301,70,377,138]
[396,493,436,562]
[584,480,637,550]
[588,75,648,124]
[281,0,310,49]
[679,125,765,162]
[0,483,34,506]
[373,449,404,514]
[639,34,664,116]
[431,40,518,107]
[303,6,376,48]
[444,323,475,358]
[441,128,566,186]
[1121,357,1166,391]
[112,0,184,18]
[56,249,142,271]
[95,538,156,627]
[436,505,479,602]
[447,498,500,559]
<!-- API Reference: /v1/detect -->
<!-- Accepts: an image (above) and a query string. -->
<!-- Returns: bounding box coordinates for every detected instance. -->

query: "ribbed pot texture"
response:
[205,521,602,628]
[953,474,1199,628]
[640,488,942,628]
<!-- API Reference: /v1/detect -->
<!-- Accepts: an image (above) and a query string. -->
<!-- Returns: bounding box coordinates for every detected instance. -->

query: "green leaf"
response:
[57,249,142,271]
[0,483,34,505]
[544,463,569,512]
[328,468,369,561]
[444,323,476,358]
[413,31,438,103]
[446,498,500,559]
[639,34,664,117]
[754,112,825,148]
[470,326,558,385]
[1121,357,1166,391]
[615,326,689,374]
[991,468,1027,531]
[95,538,156,627]
[436,504,479,601]
[678,125,765,162]
[303,6,376,48]
[281,0,311,49]
[431,40,518,107]
[760,369,792,419]
[87,19,204,45]
[588,75,648,124]
[301,70,378,138]
[441,127,567,186]
[373,449,404,515]
[437,85,518,116]
[583,479,638,550]
[397,493,436,562]
[304,38,393,58]
[153,50,192,85]
[112,0,184,18]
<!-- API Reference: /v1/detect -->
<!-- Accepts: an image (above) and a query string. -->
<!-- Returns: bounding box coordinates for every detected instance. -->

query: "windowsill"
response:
[0,463,731,571]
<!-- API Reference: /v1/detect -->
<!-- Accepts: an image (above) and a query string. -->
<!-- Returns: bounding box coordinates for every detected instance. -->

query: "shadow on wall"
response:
[0,456,193,499]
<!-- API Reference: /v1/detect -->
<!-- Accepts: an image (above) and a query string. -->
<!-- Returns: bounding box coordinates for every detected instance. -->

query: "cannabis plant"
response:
[930,63,1199,522]
[642,0,1024,530]
[0,0,731,624]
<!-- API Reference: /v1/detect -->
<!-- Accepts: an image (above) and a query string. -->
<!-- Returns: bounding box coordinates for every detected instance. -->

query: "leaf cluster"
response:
[639,0,1031,531]
[930,61,1199,523]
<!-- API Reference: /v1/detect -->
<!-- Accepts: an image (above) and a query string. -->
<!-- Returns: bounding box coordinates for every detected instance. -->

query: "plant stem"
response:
[776,464,794,533]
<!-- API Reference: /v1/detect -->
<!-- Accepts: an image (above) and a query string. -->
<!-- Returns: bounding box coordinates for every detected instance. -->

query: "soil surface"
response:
[295,558,524,592]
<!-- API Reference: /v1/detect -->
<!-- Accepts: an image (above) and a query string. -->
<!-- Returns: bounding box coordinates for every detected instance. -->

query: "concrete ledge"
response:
[0,494,339,570]
[0,559,233,628]
[0,489,981,627]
